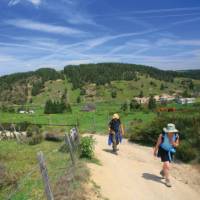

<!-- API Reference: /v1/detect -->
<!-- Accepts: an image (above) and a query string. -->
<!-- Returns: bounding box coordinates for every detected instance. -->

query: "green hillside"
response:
[0,63,200,106]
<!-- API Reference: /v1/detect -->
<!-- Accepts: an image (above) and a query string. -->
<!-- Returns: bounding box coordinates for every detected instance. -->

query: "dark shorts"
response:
[157,147,174,162]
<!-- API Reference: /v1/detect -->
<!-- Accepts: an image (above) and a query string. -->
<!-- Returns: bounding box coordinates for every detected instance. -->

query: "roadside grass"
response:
[0,140,70,200]
[0,137,100,200]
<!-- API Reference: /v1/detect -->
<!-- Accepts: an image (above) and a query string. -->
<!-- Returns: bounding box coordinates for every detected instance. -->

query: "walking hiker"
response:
[108,113,124,153]
[154,123,179,187]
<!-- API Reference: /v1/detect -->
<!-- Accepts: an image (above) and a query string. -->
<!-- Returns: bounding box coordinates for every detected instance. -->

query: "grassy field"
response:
[0,140,70,200]
[0,101,157,133]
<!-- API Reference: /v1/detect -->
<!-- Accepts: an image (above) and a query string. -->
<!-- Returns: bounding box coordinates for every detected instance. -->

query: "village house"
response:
[159,94,175,102]
[134,97,149,104]
[177,98,196,104]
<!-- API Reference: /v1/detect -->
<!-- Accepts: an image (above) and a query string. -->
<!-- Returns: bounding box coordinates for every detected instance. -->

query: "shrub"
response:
[111,90,117,98]
[128,113,200,163]
[26,125,43,145]
[45,133,63,142]
[176,141,197,162]
[130,99,141,111]
[79,136,95,159]
[121,102,128,112]
[16,121,33,131]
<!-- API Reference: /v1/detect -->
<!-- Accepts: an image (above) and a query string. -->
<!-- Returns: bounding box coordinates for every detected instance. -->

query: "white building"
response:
[177,98,195,104]
[134,97,149,104]
[29,110,35,114]
[19,110,26,114]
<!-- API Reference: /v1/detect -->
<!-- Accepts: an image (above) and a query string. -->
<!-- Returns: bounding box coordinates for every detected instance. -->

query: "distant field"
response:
[0,102,157,133]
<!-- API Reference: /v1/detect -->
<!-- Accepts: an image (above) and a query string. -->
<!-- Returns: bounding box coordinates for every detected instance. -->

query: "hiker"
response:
[108,113,124,153]
[154,123,179,187]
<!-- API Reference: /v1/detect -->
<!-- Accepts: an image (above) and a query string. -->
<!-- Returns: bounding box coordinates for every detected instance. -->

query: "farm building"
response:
[177,98,196,104]
[134,97,149,104]
[159,94,175,102]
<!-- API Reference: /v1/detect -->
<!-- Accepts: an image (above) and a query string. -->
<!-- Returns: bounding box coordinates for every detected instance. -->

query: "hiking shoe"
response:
[165,179,172,187]
[160,170,165,178]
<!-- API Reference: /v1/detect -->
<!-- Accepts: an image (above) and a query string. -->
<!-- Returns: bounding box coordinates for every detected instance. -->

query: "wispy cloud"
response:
[5,19,86,36]
[172,17,200,25]
[156,39,200,47]
[8,0,20,6]
[94,6,200,18]
[8,0,42,6]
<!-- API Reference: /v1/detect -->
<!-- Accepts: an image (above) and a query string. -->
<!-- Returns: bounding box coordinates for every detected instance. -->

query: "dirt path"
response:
[88,134,200,200]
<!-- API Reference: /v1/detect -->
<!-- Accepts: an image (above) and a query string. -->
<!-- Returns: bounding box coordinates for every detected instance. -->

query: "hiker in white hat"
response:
[154,123,180,187]
[108,113,125,153]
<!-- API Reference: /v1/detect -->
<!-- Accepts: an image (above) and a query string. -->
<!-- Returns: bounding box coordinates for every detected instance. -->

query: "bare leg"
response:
[163,161,171,187]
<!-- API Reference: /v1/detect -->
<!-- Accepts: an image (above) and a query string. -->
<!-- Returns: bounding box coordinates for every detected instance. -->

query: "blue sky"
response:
[0,0,200,75]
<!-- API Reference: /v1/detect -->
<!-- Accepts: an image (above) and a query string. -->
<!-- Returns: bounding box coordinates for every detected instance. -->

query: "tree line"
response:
[63,63,177,89]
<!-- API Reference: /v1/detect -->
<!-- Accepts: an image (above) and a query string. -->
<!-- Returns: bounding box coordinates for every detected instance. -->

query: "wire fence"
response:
[0,125,80,200]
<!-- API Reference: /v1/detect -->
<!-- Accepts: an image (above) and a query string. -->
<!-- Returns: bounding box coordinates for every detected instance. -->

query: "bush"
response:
[128,113,200,163]
[45,133,63,142]
[129,125,160,145]
[16,121,33,131]
[26,125,43,145]
[79,136,95,159]
[111,90,117,98]
[176,141,197,162]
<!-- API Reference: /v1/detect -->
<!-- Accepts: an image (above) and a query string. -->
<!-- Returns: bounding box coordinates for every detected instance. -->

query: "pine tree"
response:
[77,96,81,103]
[130,99,141,111]
[139,90,144,98]
[160,83,165,90]
[111,90,117,98]
[121,102,128,112]
[148,96,156,110]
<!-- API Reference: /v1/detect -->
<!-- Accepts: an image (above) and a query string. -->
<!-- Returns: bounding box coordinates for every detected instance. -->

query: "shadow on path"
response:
[103,149,118,155]
[142,173,165,185]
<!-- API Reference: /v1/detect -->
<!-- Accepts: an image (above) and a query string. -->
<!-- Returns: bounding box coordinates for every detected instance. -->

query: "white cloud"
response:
[5,19,85,36]
[8,0,20,6]
[8,0,41,6]
[28,0,41,5]
[172,17,200,25]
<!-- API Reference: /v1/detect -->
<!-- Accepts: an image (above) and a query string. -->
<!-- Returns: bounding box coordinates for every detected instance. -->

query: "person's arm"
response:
[120,124,125,136]
[154,134,162,156]
[108,121,114,134]
[172,134,179,147]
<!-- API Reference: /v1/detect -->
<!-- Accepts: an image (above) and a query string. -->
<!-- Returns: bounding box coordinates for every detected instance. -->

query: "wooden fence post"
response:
[69,135,75,150]
[64,133,75,166]
[37,151,54,200]
[75,127,80,145]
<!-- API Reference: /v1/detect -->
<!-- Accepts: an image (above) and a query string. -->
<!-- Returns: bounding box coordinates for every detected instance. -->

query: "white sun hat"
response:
[112,113,120,119]
[163,123,178,133]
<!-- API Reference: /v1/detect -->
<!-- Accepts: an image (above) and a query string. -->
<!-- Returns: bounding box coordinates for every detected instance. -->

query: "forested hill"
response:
[0,68,62,104]
[0,63,199,104]
[178,69,200,80]
[63,63,200,89]
[63,63,177,89]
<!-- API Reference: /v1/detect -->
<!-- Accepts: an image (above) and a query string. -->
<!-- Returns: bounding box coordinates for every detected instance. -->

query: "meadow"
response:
[0,101,156,133]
